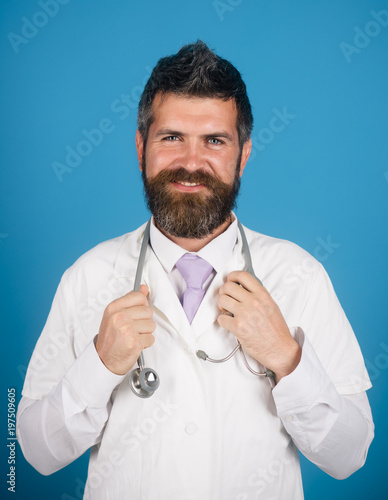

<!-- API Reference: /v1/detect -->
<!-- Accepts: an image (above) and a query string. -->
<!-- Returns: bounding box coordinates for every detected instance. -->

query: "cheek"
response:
[212,154,239,182]
[146,147,179,174]
[143,154,164,177]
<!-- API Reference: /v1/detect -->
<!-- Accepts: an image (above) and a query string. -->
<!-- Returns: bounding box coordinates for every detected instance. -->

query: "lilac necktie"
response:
[175,254,213,324]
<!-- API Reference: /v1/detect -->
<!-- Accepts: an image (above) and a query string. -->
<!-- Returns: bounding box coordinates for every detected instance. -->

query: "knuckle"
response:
[235,316,246,334]
[112,311,124,328]
[124,319,136,334]
[234,271,244,281]
[105,302,115,316]
[125,334,138,352]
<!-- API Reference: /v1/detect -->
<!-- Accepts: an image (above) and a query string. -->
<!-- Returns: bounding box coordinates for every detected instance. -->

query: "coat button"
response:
[185,422,197,435]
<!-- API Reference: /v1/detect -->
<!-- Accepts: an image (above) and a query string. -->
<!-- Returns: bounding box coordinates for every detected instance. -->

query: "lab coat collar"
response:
[112,218,246,343]
[114,222,147,279]
[148,215,240,339]
[149,218,185,274]
[142,249,195,348]
[114,224,193,348]
[149,214,238,274]
[143,228,245,343]
[191,226,245,338]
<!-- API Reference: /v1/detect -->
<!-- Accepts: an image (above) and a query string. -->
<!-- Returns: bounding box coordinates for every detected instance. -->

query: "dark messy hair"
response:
[137,40,253,148]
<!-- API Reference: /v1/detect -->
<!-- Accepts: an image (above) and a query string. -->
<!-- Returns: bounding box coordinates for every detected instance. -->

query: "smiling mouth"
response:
[171,181,208,193]
[177,181,202,187]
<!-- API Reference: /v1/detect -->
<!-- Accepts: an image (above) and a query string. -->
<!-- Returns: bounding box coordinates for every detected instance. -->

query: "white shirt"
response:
[17,219,374,500]
[149,215,238,297]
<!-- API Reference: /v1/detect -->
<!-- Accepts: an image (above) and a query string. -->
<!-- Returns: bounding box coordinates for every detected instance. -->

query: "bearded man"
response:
[17,41,374,500]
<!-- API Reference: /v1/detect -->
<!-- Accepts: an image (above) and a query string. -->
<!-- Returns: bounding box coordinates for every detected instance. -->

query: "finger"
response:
[131,305,153,320]
[112,306,153,328]
[135,318,156,335]
[106,290,149,314]
[217,312,236,333]
[139,284,149,297]
[116,319,156,343]
[219,281,248,303]
[227,270,263,293]
[139,332,156,350]
[218,293,239,316]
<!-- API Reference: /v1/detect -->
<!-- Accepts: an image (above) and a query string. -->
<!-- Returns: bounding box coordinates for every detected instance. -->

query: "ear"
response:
[238,138,252,177]
[135,130,145,171]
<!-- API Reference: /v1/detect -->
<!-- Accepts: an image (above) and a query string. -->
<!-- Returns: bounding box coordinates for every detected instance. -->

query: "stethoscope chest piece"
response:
[129,366,160,398]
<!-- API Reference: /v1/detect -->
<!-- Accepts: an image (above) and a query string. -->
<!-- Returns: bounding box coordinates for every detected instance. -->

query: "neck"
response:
[156,214,234,252]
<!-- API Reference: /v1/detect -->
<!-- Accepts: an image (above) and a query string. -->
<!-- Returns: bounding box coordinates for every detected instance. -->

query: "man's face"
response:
[136,93,251,239]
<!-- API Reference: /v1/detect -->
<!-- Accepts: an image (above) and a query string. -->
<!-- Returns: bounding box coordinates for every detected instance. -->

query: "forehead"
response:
[149,93,238,134]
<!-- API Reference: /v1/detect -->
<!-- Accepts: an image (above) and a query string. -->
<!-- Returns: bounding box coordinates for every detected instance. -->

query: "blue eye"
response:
[208,138,222,145]
[163,136,179,141]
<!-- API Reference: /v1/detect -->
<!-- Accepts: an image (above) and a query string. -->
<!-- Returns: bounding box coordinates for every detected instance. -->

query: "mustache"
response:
[149,168,226,191]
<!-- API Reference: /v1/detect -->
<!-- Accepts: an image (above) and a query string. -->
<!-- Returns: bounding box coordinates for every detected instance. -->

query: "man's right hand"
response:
[95,285,156,375]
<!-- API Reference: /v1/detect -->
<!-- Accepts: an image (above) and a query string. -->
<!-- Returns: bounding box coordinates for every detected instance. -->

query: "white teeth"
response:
[179,182,200,186]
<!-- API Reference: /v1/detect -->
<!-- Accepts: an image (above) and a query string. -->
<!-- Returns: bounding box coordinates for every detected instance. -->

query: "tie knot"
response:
[175,254,213,289]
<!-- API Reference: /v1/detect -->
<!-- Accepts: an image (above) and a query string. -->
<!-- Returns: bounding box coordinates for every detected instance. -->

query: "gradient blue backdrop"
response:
[1,1,387,499]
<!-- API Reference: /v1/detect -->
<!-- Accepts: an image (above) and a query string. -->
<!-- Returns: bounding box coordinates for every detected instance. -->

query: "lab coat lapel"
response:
[142,248,193,346]
[192,235,245,338]
[114,223,195,348]
[113,221,247,342]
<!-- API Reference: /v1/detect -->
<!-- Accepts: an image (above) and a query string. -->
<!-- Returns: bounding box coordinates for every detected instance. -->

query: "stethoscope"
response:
[129,219,275,398]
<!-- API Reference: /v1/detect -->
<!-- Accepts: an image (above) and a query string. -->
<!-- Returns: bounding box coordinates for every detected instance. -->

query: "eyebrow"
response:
[154,128,234,142]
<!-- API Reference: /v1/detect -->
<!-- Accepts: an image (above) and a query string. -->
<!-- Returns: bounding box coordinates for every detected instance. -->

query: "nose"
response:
[180,141,204,172]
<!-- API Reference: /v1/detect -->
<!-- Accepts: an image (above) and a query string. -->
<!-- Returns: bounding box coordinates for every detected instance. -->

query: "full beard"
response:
[141,158,241,239]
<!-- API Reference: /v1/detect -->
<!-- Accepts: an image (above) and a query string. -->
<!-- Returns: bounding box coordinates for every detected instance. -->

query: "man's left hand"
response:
[217,271,301,382]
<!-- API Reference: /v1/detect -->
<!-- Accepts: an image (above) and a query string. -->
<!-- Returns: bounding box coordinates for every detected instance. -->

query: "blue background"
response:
[1,0,387,498]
